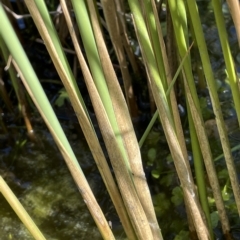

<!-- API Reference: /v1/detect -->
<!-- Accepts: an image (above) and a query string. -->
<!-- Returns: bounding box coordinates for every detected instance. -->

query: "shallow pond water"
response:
[0,121,123,240]
[1,1,240,239]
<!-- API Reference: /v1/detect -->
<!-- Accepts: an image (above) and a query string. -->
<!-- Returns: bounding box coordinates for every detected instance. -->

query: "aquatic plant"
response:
[0,0,240,239]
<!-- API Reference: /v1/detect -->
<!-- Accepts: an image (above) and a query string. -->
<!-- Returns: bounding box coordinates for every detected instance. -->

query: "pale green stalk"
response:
[128,0,210,238]
[188,103,213,238]
[71,0,131,172]
[139,43,193,148]
[226,0,240,47]
[170,0,213,239]
[186,0,240,217]
[100,0,139,118]
[0,176,46,240]
[212,0,240,125]
[0,3,115,239]
[60,1,137,238]
[72,1,157,238]
[169,0,234,237]
[142,0,167,90]
[183,71,232,239]
[167,1,212,237]
[128,0,170,119]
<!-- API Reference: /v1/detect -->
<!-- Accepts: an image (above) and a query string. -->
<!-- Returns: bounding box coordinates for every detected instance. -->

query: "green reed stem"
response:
[186,0,240,233]
[212,0,240,126]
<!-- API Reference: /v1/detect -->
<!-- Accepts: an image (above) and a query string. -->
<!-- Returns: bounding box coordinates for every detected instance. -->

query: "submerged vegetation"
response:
[0,0,240,239]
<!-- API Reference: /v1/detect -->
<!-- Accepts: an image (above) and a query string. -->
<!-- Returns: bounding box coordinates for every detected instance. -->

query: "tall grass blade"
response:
[128,0,210,238]
[0,3,115,239]
[72,0,158,238]
[212,0,240,126]
[183,73,231,239]
[0,176,46,240]
[84,1,161,238]
[226,0,240,47]
[59,1,137,238]
[186,0,240,217]
[100,0,139,118]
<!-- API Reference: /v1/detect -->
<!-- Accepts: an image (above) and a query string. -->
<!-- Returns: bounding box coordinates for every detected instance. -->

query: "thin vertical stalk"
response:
[186,0,240,218]
[85,1,161,237]
[0,176,46,240]
[100,0,139,118]
[168,0,232,237]
[128,0,210,238]
[167,1,212,237]
[187,104,213,239]
[72,0,156,238]
[177,2,213,237]
[59,1,137,239]
[142,0,167,91]
[212,0,240,126]
[1,2,115,239]
[226,0,240,47]
[71,0,130,170]
[183,73,232,239]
